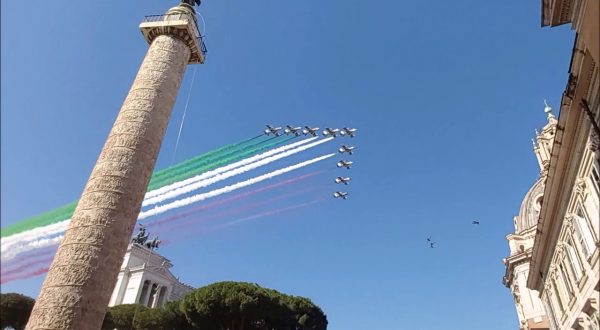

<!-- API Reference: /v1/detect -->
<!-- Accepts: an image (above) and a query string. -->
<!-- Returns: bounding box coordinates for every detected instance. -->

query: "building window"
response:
[566,238,583,281]
[573,206,597,259]
[544,294,558,330]
[551,278,565,314]
[558,261,574,299]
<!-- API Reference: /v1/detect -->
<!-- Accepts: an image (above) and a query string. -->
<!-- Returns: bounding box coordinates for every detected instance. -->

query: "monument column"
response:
[25,2,205,329]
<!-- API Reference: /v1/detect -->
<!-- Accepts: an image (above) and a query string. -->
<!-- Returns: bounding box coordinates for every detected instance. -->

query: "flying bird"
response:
[472,220,480,225]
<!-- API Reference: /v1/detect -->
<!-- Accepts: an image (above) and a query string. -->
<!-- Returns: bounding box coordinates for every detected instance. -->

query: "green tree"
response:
[101,301,192,330]
[0,293,35,330]
[102,304,148,330]
[180,281,327,330]
[283,296,327,330]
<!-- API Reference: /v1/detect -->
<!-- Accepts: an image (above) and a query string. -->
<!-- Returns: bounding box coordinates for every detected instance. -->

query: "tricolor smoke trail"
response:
[139,153,336,220]
[1,138,328,254]
[1,153,334,261]
[144,137,318,200]
[0,136,284,238]
[142,137,331,206]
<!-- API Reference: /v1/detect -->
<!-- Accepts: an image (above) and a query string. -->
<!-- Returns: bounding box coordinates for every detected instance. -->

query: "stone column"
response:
[25,7,197,330]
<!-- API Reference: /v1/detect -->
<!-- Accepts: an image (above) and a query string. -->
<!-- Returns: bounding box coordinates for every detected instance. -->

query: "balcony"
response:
[140,12,207,64]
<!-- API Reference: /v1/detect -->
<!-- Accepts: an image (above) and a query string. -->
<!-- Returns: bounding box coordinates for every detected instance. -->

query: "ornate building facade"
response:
[108,240,193,308]
[526,0,599,329]
[503,104,557,330]
[504,1,599,329]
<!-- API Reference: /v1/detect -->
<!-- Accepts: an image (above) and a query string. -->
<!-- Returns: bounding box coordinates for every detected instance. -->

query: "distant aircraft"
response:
[336,160,353,169]
[427,237,436,248]
[264,125,282,136]
[338,145,354,155]
[333,191,348,199]
[335,176,351,185]
[322,127,340,137]
[340,127,357,137]
[302,126,320,137]
[284,125,302,136]
[472,220,480,225]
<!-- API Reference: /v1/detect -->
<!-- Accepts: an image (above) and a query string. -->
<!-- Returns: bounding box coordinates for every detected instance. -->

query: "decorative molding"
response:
[574,178,587,196]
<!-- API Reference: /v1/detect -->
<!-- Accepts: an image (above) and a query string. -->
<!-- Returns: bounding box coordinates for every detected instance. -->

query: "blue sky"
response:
[1,0,575,329]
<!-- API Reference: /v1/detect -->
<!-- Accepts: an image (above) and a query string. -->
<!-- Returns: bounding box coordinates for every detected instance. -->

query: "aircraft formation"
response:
[264,125,357,200]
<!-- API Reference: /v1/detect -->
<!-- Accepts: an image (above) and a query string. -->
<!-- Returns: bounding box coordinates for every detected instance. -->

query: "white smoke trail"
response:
[1,235,63,262]
[144,137,319,200]
[1,220,69,253]
[139,153,335,220]
[142,137,332,207]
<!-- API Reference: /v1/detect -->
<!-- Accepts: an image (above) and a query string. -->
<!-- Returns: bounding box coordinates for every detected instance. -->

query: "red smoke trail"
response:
[211,200,322,231]
[2,245,57,265]
[144,171,321,229]
[1,266,50,284]
[1,255,54,278]
[156,187,315,237]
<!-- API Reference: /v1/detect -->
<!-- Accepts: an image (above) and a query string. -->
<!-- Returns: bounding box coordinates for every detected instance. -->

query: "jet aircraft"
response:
[338,145,354,155]
[337,160,353,169]
[284,125,302,136]
[322,127,340,137]
[264,125,282,136]
[340,127,357,137]
[333,191,348,199]
[302,126,320,137]
[335,176,351,185]
[472,220,480,225]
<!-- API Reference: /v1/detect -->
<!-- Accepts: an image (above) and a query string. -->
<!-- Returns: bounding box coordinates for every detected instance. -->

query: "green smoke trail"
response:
[147,137,290,190]
[150,136,261,183]
[148,137,272,187]
[0,136,290,238]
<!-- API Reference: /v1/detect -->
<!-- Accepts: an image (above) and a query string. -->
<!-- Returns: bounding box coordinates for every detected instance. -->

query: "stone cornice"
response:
[527,38,596,292]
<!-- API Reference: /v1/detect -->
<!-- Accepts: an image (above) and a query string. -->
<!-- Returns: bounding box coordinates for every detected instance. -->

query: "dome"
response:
[513,177,545,233]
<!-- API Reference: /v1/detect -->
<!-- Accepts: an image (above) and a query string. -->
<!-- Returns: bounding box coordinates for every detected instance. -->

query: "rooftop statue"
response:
[131,226,149,245]
[181,0,201,6]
